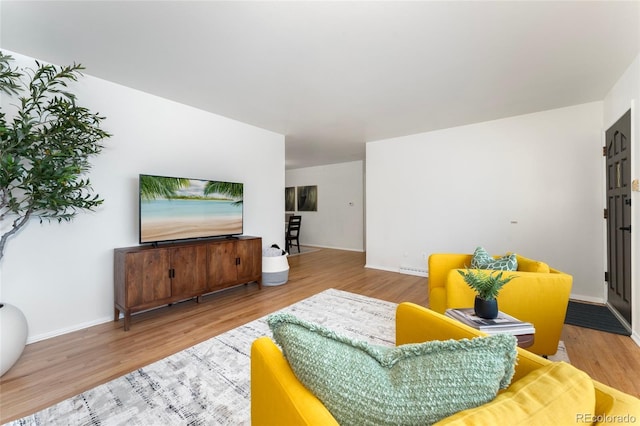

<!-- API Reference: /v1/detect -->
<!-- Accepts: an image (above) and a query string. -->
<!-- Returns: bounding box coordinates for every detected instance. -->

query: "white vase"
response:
[0,302,28,376]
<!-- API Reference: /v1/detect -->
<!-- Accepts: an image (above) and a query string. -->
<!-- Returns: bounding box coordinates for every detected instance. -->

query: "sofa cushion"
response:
[268,313,517,426]
[513,254,550,273]
[471,247,518,271]
[437,362,595,425]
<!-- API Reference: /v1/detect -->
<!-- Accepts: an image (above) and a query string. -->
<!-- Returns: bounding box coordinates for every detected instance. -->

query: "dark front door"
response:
[605,109,632,325]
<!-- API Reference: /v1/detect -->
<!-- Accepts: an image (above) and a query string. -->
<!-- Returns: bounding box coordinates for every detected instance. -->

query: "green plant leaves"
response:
[457,269,517,300]
[0,51,110,260]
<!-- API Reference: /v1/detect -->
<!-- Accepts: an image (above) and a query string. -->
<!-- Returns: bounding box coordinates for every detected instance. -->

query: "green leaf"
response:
[457,268,517,300]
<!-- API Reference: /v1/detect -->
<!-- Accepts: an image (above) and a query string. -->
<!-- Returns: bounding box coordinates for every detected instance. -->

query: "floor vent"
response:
[398,266,428,277]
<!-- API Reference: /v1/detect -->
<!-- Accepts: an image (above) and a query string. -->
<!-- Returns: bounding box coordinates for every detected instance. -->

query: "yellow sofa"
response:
[428,253,572,356]
[251,303,640,425]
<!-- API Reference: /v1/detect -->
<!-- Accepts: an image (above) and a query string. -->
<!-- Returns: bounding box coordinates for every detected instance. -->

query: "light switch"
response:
[633,179,640,192]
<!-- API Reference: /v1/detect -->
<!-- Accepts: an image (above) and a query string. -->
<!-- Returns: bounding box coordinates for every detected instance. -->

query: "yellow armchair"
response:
[251,303,640,425]
[428,253,572,356]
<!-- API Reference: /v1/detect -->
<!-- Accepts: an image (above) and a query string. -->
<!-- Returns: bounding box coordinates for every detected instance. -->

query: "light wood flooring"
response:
[1,248,639,423]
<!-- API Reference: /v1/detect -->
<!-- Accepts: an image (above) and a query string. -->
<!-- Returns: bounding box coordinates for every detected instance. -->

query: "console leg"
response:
[124,313,131,332]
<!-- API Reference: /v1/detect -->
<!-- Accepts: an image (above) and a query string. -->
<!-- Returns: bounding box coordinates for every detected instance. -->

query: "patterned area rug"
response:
[11,290,569,425]
[10,290,395,425]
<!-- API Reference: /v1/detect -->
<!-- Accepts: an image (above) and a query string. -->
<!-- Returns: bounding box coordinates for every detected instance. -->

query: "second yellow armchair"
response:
[427,253,572,356]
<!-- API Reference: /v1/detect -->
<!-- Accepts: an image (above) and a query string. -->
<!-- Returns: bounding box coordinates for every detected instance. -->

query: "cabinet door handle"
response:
[236,257,241,265]
[169,268,176,278]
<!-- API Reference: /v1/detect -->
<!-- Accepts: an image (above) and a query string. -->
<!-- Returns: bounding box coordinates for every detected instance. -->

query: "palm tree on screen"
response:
[139,176,190,200]
[204,181,243,205]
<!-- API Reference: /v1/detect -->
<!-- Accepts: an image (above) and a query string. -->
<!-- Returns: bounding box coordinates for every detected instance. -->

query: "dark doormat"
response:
[565,301,631,336]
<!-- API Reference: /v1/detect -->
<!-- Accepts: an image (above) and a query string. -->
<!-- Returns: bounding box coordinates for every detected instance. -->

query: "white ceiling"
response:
[1,1,639,169]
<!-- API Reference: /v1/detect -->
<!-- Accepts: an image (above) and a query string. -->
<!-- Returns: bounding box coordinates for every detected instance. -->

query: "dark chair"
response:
[285,215,302,253]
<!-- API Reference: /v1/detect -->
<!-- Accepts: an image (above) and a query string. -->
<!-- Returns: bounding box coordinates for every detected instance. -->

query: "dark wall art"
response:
[297,185,318,211]
[285,187,296,211]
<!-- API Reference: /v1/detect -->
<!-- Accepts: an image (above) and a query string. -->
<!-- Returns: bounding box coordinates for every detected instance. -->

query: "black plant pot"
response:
[474,296,498,319]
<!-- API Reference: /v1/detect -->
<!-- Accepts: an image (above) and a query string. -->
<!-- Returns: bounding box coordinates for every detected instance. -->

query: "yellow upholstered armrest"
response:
[395,303,550,383]
[428,254,473,313]
[251,336,339,426]
[436,362,597,425]
[428,254,473,289]
[592,382,640,425]
[396,302,486,344]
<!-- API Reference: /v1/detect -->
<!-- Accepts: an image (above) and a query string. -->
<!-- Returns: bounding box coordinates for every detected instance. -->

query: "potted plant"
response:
[0,52,110,375]
[457,268,517,319]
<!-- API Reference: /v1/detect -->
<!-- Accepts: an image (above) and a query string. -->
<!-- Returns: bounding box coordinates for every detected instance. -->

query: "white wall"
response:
[603,53,640,343]
[0,51,285,342]
[285,161,364,251]
[366,102,605,301]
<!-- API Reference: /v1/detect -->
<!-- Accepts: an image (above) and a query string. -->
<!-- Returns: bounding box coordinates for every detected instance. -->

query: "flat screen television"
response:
[139,174,243,244]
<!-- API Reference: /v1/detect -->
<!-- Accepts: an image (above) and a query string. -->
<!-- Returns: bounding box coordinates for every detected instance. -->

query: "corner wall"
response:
[366,102,605,301]
[0,51,285,342]
[285,161,364,251]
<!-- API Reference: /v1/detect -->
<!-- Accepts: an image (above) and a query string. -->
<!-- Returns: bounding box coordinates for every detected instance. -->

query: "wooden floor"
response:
[1,248,639,423]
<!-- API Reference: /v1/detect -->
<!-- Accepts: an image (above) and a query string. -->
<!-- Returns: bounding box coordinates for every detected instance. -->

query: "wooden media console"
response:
[114,236,261,330]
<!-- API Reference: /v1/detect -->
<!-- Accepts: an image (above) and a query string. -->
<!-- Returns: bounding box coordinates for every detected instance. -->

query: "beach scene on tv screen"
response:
[140,175,243,243]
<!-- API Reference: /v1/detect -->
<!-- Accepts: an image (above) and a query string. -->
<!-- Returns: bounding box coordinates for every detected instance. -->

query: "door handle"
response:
[619,226,631,232]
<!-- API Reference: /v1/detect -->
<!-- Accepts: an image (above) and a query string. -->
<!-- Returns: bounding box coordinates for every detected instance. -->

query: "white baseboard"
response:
[364,263,428,277]
[569,293,605,304]
[364,263,398,273]
[27,315,114,344]
[398,265,428,277]
[301,243,364,252]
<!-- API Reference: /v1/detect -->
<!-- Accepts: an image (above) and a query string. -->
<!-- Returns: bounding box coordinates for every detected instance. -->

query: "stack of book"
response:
[445,308,535,336]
